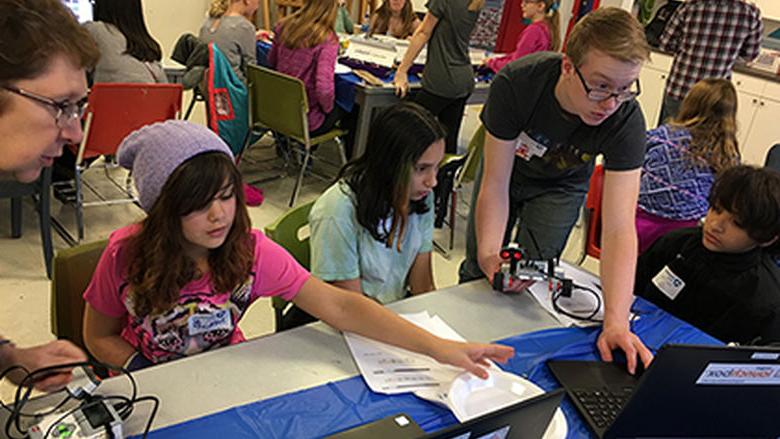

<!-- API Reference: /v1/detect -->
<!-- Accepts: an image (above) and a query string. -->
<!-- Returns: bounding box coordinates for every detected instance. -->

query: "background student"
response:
[82,121,513,375]
[368,0,420,40]
[637,78,740,254]
[460,8,653,373]
[635,165,780,345]
[657,0,762,124]
[53,0,167,187]
[482,0,560,74]
[199,0,259,82]
[282,103,443,329]
[86,0,167,83]
[335,0,355,34]
[268,0,352,144]
[394,0,484,155]
[0,0,99,390]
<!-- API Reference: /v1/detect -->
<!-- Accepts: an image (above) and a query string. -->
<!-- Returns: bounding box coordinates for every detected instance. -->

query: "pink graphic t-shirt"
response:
[84,225,310,364]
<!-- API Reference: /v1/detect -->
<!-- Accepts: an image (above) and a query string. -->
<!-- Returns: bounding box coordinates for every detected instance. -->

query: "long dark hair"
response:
[338,102,446,251]
[93,0,162,62]
[126,152,254,317]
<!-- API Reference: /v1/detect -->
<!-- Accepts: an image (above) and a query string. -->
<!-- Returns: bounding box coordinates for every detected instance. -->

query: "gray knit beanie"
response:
[118,120,234,212]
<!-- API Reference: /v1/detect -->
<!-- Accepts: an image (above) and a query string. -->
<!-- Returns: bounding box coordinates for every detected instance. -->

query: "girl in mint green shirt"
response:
[281,102,446,329]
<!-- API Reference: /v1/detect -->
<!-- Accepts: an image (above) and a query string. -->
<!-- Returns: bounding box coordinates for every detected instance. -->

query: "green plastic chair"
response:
[246,64,347,207]
[437,125,485,250]
[264,201,315,332]
[50,239,108,350]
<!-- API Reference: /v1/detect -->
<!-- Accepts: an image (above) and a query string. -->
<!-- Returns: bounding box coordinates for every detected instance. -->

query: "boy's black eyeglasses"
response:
[2,85,88,128]
[573,65,641,103]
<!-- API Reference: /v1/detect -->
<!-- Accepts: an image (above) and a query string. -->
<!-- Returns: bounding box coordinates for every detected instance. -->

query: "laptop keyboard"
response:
[572,387,634,428]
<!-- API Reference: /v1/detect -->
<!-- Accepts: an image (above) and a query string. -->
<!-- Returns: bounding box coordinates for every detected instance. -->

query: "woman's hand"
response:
[5,340,87,392]
[429,340,515,379]
[393,72,409,98]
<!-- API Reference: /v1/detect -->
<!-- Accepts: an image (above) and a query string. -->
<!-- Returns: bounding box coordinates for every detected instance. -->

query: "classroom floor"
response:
[0,105,597,402]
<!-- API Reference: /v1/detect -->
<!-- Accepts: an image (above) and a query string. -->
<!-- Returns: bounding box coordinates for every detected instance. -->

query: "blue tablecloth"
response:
[140,297,721,439]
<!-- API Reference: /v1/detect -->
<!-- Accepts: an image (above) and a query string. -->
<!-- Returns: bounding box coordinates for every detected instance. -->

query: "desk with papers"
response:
[2,268,721,438]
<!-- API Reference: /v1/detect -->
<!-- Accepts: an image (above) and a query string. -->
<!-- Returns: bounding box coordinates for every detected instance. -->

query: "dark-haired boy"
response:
[635,165,780,345]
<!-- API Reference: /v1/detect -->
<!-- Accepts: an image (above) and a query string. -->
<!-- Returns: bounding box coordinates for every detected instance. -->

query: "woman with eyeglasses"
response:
[0,0,99,391]
[461,8,655,375]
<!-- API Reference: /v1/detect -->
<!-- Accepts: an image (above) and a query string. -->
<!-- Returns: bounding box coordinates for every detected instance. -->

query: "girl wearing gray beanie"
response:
[81,120,514,374]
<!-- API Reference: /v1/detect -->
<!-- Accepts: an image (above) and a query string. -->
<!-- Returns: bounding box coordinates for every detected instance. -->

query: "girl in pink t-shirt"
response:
[82,120,513,374]
[483,0,561,74]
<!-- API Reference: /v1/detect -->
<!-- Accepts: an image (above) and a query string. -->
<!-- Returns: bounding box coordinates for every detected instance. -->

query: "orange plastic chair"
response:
[581,163,604,262]
[63,83,183,241]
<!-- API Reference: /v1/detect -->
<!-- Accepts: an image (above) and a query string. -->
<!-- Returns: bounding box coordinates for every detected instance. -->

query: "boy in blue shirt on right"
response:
[635,165,780,345]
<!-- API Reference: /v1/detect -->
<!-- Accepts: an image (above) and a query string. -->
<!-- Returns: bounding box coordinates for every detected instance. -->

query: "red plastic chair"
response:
[65,83,183,241]
[580,164,604,262]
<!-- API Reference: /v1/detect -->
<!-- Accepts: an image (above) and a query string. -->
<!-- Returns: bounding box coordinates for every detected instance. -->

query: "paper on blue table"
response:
[343,312,464,394]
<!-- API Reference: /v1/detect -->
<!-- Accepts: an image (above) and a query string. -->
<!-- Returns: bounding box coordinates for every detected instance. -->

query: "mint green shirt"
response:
[309,182,434,304]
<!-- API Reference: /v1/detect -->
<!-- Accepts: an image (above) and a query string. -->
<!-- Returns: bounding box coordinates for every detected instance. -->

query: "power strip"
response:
[28,399,123,439]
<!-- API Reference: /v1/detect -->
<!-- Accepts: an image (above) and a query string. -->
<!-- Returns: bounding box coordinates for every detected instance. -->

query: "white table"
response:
[107,280,559,435]
[2,280,560,437]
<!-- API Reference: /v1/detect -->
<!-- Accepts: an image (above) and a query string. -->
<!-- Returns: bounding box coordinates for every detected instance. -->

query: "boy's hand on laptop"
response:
[431,340,515,379]
[597,323,653,375]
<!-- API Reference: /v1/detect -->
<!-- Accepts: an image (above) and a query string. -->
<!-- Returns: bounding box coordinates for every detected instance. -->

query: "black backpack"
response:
[645,0,682,48]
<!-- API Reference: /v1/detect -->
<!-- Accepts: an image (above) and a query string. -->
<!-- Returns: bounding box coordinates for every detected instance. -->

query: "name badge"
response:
[188,309,233,336]
[515,132,547,161]
[651,265,686,300]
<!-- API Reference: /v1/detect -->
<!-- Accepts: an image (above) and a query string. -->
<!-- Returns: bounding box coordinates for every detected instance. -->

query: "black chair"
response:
[765,144,780,172]
[0,167,54,278]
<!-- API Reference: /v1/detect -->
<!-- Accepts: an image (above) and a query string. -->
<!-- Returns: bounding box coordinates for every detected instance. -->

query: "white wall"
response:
[143,0,211,59]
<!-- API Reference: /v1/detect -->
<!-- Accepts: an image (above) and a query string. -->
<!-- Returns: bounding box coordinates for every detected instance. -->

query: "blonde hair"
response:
[278,0,338,49]
[670,78,740,174]
[566,7,650,66]
[208,0,229,18]
[540,0,561,52]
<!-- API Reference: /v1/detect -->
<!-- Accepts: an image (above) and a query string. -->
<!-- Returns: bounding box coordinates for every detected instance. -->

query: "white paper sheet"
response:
[344,312,463,394]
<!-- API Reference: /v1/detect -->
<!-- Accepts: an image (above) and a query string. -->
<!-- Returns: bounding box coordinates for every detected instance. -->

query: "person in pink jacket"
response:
[483,0,560,74]
[268,0,342,136]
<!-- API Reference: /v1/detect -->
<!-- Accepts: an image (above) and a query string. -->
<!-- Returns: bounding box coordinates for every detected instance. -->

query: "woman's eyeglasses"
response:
[2,85,88,128]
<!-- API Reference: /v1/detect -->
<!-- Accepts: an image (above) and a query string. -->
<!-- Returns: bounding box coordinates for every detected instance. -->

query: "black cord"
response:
[128,395,160,439]
[551,281,604,323]
[1,359,145,438]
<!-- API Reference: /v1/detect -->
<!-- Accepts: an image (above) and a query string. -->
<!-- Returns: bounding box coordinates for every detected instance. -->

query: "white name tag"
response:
[515,132,547,161]
[188,309,233,336]
[696,363,780,385]
[651,265,685,300]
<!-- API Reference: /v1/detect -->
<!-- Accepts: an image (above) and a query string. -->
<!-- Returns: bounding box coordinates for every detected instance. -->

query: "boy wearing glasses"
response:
[460,7,653,373]
[0,0,98,390]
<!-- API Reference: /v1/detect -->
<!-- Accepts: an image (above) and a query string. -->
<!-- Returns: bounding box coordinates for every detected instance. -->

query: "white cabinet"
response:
[740,96,780,165]
[753,0,780,21]
[637,53,674,125]
[733,72,780,165]
[638,67,667,125]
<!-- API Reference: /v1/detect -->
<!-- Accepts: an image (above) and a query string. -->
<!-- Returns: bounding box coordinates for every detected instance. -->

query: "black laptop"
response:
[326,388,564,439]
[549,344,780,438]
